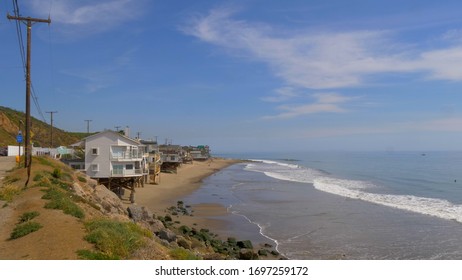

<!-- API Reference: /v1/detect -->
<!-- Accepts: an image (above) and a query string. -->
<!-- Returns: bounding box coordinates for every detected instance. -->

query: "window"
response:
[126,164,134,170]
[91,164,99,172]
[91,147,99,155]
[113,164,123,175]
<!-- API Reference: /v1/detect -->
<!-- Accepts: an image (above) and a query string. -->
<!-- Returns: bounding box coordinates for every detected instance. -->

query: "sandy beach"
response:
[134,158,242,234]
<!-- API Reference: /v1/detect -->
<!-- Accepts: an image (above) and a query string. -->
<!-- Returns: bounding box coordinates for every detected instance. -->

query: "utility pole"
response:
[136,131,141,139]
[85,120,92,134]
[7,13,51,168]
[46,111,57,147]
[115,126,121,132]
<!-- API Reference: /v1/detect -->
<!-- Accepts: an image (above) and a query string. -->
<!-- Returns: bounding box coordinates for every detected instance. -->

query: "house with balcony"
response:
[73,130,148,203]
[159,144,183,173]
[140,139,162,184]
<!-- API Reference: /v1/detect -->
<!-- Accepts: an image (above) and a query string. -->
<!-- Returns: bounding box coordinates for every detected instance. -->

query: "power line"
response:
[10,0,47,124]
[7,10,51,180]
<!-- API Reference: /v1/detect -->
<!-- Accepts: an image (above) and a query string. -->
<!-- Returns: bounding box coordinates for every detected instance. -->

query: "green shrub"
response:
[18,211,40,223]
[10,222,43,239]
[0,184,22,202]
[77,176,87,183]
[33,173,44,182]
[51,168,62,179]
[3,176,20,184]
[76,250,115,260]
[33,156,56,167]
[82,219,151,259]
[42,187,85,219]
[169,248,201,260]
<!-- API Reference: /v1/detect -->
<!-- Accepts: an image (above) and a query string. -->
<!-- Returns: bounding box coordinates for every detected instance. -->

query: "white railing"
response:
[110,151,143,160]
[111,168,143,177]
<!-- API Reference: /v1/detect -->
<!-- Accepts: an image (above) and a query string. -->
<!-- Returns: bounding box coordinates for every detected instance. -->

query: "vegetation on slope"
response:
[1,156,281,260]
[0,106,86,147]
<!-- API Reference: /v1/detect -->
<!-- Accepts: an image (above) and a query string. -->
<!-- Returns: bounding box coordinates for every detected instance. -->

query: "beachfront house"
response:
[190,145,210,161]
[140,139,162,184]
[73,130,148,202]
[159,144,183,173]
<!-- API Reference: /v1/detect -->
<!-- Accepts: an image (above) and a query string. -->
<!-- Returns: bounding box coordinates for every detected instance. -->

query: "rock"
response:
[127,205,144,222]
[258,249,268,256]
[237,240,253,249]
[158,229,177,243]
[71,182,88,199]
[238,249,259,260]
[87,178,98,188]
[148,219,165,234]
[270,250,280,256]
[71,181,126,215]
[93,184,127,215]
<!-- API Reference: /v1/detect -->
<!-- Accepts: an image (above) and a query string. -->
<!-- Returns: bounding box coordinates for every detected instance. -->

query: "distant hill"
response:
[0,106,86,147]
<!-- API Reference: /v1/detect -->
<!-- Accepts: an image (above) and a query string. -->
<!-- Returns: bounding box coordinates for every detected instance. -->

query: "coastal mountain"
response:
[0,106,84,147]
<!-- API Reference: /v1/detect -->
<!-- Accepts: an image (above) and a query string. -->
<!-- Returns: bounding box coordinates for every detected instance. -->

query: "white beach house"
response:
[83,130,146,179]
[73,130,148,202]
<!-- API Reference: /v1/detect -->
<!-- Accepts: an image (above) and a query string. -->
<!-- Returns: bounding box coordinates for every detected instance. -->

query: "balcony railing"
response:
[110,151,143,160]
[111,168,143,177]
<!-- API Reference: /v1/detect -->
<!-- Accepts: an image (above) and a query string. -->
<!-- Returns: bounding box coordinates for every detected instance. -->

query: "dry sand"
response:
[133,158,242,232]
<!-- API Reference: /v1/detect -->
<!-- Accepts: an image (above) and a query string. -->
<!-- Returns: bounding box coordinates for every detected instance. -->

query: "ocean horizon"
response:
[182,151,462,259]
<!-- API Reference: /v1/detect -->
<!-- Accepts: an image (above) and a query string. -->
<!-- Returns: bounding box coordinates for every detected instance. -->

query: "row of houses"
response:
[62,130,210,203]
[1,130,212,202]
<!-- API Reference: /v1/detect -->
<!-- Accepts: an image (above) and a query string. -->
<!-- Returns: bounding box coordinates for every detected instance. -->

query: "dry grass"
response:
[0,184,22,202]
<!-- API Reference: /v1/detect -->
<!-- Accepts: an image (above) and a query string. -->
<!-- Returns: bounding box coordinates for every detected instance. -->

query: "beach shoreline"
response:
[133,158,246,238]
[134,158,241,214]
[131,157,281,259]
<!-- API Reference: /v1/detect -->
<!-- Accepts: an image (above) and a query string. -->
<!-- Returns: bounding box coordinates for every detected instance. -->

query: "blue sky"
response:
[3,0,462,153]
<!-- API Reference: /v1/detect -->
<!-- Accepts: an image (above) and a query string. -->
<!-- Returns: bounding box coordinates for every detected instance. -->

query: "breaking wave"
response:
[246,160,462,223]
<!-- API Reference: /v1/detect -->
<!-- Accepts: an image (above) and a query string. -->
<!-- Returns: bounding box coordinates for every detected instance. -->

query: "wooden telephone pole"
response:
[7,14,51,168]
[46,111,57,147]
[85,120,92,134]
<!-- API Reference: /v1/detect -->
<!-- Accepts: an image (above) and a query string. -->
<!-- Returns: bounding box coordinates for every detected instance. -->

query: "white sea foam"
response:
[314,178,462,223]
[246,159,462,224]
[228,207,286,258]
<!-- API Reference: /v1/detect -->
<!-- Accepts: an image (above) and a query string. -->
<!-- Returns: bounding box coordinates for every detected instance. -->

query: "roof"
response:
[74,130,143,146]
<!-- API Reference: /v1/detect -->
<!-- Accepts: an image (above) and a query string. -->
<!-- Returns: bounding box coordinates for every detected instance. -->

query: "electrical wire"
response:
[11,0,48,124]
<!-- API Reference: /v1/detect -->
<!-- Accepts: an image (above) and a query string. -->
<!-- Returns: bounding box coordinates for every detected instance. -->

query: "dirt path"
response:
[0,157,16,185]
[0,158,92,259]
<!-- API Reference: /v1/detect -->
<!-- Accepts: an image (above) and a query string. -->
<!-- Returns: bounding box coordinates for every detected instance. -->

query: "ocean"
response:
[182,151,462,259]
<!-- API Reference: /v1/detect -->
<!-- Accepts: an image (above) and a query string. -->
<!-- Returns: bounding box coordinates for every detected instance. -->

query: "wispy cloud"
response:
[262,92,356,119]
[299,117,462,139]
[184,8,462,89]
[261,87,299,102]
[29,0,147,36]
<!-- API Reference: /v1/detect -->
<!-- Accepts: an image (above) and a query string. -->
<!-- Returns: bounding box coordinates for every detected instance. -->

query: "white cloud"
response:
[261,87,299,102]
[185,8,462,89]
[262,92,355,119]
[418,47,462,80]
[29,0,147,36]
[299,117,462,139]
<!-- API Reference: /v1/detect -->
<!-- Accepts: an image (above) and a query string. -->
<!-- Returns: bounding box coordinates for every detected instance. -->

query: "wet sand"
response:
[134,158,241,229]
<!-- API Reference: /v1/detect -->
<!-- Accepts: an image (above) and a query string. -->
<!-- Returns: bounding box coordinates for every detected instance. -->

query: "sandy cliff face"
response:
[0,112,19,134]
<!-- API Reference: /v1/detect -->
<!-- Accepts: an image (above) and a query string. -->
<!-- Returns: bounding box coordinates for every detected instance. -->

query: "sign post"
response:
[17,131,23,165]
